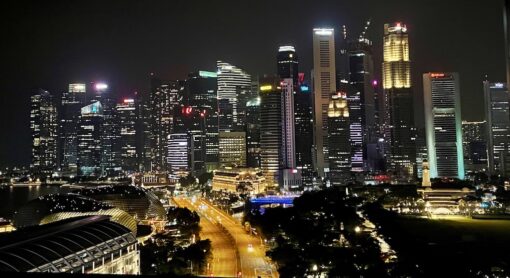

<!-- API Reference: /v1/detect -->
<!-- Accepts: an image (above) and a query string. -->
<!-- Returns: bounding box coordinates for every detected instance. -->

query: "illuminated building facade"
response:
[259,78,282,185]
[383,23,416,180]
[312,28,337,177]
[347,37,376,172]
[59,83,87,174]
[116,99,138,173]
[184,71,219,173]
[77,101,103,176]
[277,45,299,85]
[212,168,266,194]
[483,81,510,176]
[328,93,351,186]
[294,82,314,186]
[281,78,296,169]
[423,73,464,179]
[167,133,190,176]
[219,131,246,168]
[30,89,58,176]
[246,97,261,168]
[148,77,183,172]
[217,61,252,131]
[92,83,120,176]
[462,121,487,173]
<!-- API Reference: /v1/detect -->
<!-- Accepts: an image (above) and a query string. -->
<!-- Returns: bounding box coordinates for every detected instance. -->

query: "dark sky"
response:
[0,0,506,167]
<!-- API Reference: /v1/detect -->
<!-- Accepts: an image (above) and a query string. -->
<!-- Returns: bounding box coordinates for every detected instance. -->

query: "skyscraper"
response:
[184,71,219,173]
[116,98,138,173]
[383,23,416,180]
[167,133,190,177]
[277,46,299,84]
[217,61,252,131]
[294,81,314,186]
[77,101,103,176]
[59,83,87,174]
[462,121,487,173]
[346,36,376,172]
[259,78,282,186]
[483,81,510,176]
[148,77,183,172]
[30,89,58,176]
[219,131,247,168]
[328,93,351,186]
[246,97,261,168]
[92,83,119,176]
[423,73,464,179]
[281,78,296,169]
[312,28,337,178]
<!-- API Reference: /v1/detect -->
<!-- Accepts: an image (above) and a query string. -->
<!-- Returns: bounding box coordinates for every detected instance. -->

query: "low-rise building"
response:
[212,168,266,194]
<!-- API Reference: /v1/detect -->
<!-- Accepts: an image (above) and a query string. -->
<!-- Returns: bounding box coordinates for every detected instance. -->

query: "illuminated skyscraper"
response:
[423,73,464,179]
[246,97,261,168]
[483,81,510,176]
[77,101,103,176]
[312,28,337,177]
[167,133,190,176]
[92,83,120,176]
[328,93,351,186]
[382,23,416,180]
[217,61,252,131]
[30,89,58,176]
[59,83,87,174]
[184,71,219,173]
[462,121,487,173]
[219,131,247,168]
[259,78,282,185]
[116,98,138,173]
[148,77,183,172]
[281,78,296,169]
[294,82,313,185]
[277,45,299,85]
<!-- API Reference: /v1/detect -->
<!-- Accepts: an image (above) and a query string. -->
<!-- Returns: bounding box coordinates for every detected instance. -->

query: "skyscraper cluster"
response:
[28,17,510,187]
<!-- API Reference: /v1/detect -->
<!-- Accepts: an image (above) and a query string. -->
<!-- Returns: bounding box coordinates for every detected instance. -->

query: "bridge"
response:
[249,195,300,205]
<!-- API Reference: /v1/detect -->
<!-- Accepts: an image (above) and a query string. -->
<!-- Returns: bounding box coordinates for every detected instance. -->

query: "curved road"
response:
[173,196,278,278]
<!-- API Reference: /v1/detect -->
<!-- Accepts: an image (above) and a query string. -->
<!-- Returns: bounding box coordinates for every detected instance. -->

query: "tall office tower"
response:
[217,61,252,131]
[219,131,247,168]
[184,71,219,173]
[312,28,337,178]
[347,37,376,172]
[92,83,119,176]
[77,101,103,176]
[148,77,182,172]
[218,99,234,131]
[59,83,87,174]
[280,78,296,168]
[423,73,464,179]
[462,121,488,173]
[167,133,190,177]
[383,23,416,180]
[259,78,282,186]
[328,93,351,186]
[246,97,261,168]
[116,98,138,173]
[277,46,299,84]
[294,82,314,185]
[483,81,510,176]
[30,89,58,176]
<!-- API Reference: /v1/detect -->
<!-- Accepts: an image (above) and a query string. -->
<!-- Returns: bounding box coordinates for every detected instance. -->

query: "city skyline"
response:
[0,0,506,167]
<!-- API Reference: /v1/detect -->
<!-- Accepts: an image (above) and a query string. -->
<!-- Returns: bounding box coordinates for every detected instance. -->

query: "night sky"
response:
[0,0,505,167]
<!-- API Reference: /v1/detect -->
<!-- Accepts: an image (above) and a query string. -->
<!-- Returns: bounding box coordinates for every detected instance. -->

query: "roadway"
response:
[174,196,278,278]
[173,197,238,277]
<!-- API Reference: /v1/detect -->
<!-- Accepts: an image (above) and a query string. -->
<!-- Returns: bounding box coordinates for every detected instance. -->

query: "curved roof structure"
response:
[13,194,137,234]
[76,185,167,221]
[0,215,137,273]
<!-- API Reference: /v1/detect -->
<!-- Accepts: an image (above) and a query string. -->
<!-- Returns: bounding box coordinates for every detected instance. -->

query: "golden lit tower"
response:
[328,92,351,186]
[382,23,416,181]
